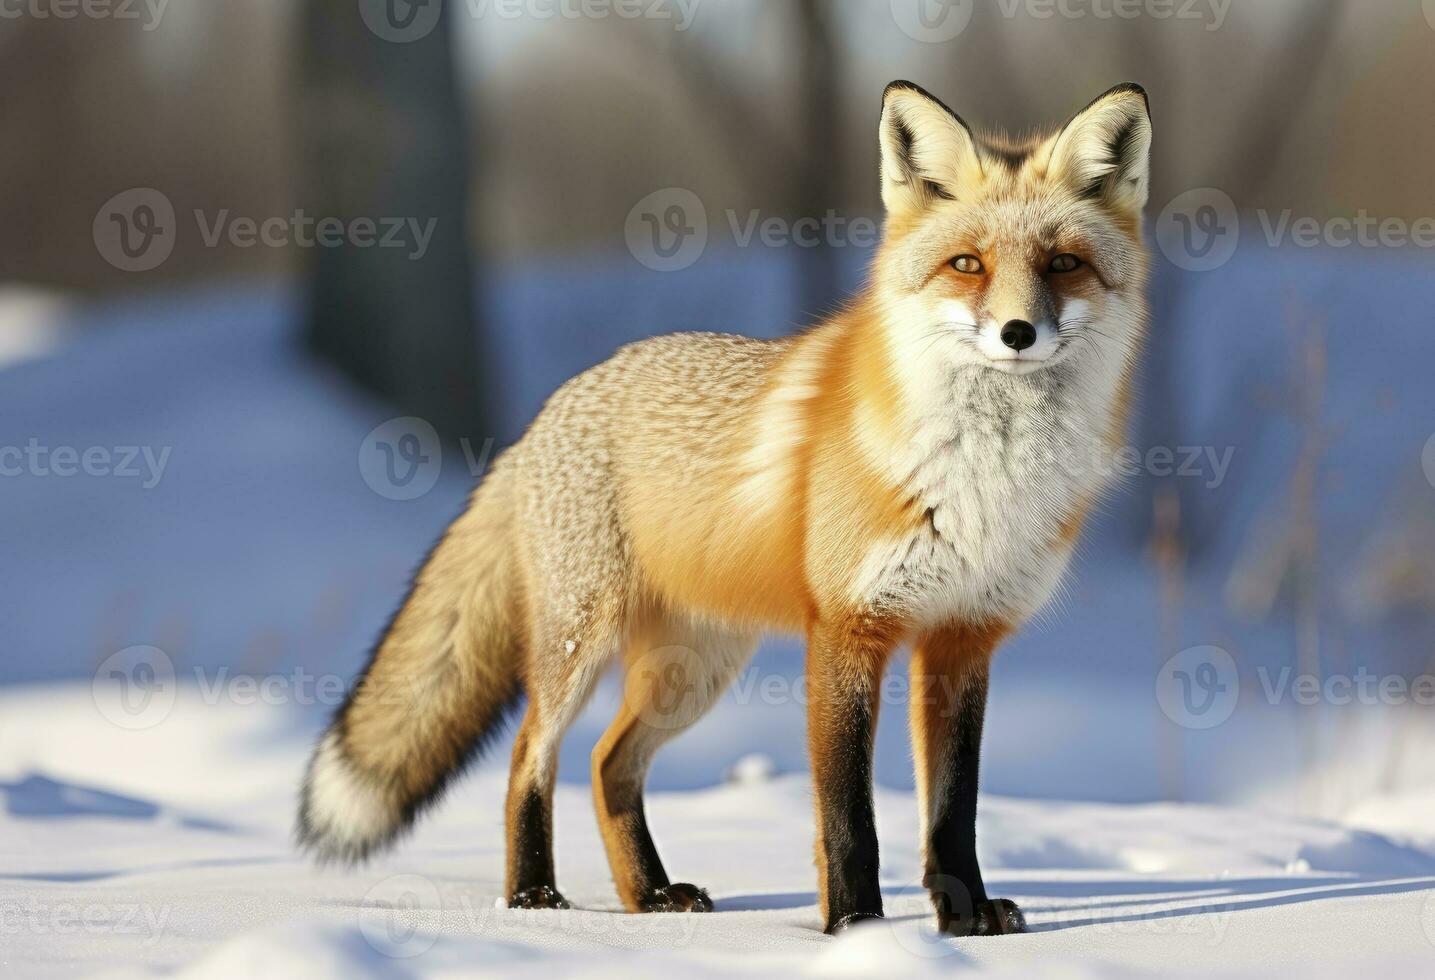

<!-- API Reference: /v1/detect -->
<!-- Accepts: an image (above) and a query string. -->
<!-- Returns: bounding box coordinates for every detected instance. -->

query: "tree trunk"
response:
[296,0,486,442]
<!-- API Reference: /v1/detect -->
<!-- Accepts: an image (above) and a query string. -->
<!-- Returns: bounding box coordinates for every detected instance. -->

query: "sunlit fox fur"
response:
[299,80,1152,936]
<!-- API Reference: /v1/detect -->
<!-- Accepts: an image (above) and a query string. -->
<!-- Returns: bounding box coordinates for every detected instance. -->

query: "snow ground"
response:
[3,682,1434,979]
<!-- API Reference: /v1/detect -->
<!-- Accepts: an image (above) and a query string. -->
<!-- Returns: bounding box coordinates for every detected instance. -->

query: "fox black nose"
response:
[1000,319,1037,352]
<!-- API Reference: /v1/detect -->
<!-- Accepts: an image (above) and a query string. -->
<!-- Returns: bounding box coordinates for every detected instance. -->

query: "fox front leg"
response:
[805,616,898,933]
[910,624,1027,936]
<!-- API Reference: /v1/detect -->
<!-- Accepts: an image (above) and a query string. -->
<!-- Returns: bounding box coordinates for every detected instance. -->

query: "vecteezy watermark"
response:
[359,874,443,958]
[359,0,701,43]
[1158,647,1435,730]
[626,644,712,731]
[1156,645,1239,729]
[1422,889,1435,948]
[625,188,709,272]
[0,0,169,31]
[882,877,1227,948]
[357,0,446,42]
[883,875,971,955]
[0,440,171,488]
[193,210,437,260]
[623,654,1005,729]
[1056,442,1235,489]
[1158,187,1435,271]
[992,0,1229,30]
[1254,210,1435,251]
[1155,188,1240,272]
[624,190,883,272]
[93,188,176,273]
[889,0,974,42]
[357,417,498,500]
[92,646,177,731]
[0,897,172,945]
[357,873,701,958]
[890,0,1228,43]
[1256,667,1435,708]
[91,659,481,730]
[1041,899,1235,945]
[464,0,701,29]
[94,188,438,272]
[359,417,443,500]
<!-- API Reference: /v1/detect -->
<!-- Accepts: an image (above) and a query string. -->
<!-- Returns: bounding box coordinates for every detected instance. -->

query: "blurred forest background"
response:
[1,0,1432,821]
[5,0,1435,286]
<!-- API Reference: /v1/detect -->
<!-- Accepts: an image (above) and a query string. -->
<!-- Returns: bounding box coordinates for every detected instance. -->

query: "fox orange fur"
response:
[299,79,1152,936]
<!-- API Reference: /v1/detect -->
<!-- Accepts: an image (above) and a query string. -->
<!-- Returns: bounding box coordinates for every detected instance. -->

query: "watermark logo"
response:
[1424,0,1435,33]
[0,897,172,944]
[1055,442,1235,489]
[1159,187,1435,271]
[92,646,176,731]
[1156,187,1239,272]
[625,193,889,271]
[1257,667,1435,708]
[465,0,700,29]
[95,189,438,272]
[886,875,970,956]
[93,188,176,273]
[0,440,171,488]
[0,0,170,31]
[359,0,702,42]
[625,188,707,272]
[993,0,1229,31]
[359,417,444,500]
[1156,645,1238,729]
[358,0,444,42]
[357,418,497,500]
[193,211,437,260]
[1423,433,1435,491]
[359,874,442,957]
[1254,209,1435,250]
[890,0,973,42]
[626,645,709,730]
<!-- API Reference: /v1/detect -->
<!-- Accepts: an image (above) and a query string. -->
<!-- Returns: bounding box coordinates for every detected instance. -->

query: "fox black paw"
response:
[826,911,884,935]
[640,882,713,913]
[939,898,1026,936]
[508,885,571,910]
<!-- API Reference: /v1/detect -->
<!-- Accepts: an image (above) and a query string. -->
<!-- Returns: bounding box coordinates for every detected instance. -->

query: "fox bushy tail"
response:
[298,464,523,863]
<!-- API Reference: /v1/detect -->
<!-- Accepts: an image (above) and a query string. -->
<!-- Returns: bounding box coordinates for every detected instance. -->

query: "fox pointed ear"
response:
[879,81,982,219]
[1047,83,1152,213]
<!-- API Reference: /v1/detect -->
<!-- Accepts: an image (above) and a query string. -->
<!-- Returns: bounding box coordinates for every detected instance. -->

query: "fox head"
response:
[872,80,1151,379]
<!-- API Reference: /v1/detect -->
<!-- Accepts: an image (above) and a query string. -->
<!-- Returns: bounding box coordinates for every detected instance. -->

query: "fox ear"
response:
[879,81,982,219]
[1047,83,1152,213]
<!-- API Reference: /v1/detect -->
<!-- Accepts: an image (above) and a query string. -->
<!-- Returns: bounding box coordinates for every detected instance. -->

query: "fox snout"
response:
[975,314,1061,372]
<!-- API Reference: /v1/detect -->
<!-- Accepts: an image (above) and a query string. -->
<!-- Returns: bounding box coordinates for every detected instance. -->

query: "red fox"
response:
[299,80,1151,937]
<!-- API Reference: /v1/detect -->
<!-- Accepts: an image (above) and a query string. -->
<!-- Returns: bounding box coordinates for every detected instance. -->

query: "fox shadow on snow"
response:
[716,874,1435,931]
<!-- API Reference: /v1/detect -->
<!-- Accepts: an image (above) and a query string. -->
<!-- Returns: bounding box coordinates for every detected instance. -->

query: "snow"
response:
[2,681,1433,979]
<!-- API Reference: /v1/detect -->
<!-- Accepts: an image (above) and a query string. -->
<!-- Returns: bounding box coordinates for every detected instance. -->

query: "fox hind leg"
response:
[593,614,756,912]
[504,606,617,910]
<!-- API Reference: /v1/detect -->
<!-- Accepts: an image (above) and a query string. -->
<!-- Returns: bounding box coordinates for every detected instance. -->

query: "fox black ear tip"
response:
[883,79,929,101]
[1109,81,1150,107]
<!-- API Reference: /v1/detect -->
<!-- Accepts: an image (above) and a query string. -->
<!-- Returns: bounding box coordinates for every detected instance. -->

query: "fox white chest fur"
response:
[851,363,1117,627]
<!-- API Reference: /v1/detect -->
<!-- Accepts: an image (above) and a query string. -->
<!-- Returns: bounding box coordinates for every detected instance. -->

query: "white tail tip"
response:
[298,731,400,864]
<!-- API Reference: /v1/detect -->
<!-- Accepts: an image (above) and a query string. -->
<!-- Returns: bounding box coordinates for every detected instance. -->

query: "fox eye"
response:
[1049,253,1082,273]
[951,255,984,274]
